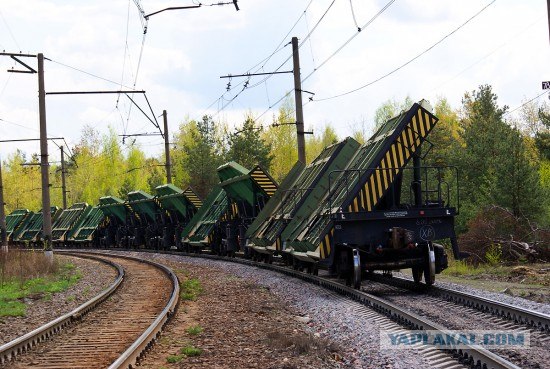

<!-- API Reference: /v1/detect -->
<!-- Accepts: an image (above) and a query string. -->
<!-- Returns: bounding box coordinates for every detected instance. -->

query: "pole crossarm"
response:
[46,90,145,95]
[0,52,37,74]
[0,137,64,143]
[144,5,201,19]
[124,94,159,130]
[220,70,293,79]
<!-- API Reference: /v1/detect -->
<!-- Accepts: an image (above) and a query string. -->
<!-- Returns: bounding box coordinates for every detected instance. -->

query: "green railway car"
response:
[155,184,202,249]
[5,209,32,242]
[51,203,92,246]
[182,185,230,252]
[14,207,62,246]
[67,206,105,246]
[280,101,460,287]
[217,162,277,256]
[97,196,132,248]
[182,162,277,255]
[126,190,162,248]
[245,137,360,262]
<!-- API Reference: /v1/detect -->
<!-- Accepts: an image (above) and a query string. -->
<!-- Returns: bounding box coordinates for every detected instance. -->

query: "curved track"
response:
[155,250,534,369]
[0,252,179,369]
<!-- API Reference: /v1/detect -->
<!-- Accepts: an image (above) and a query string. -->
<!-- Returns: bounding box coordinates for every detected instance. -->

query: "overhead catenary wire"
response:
[504,91,549,118]
[48,58,138,90]
[349,0,361,31]
[312,0,496,101]
[301,0,397,86]
[196,0,318,121]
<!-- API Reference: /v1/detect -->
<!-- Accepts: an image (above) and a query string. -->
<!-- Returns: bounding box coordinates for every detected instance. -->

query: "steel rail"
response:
[105,252,180,369]
[0,253,124,364]
[368,274,550,334]
[59,251,180,369]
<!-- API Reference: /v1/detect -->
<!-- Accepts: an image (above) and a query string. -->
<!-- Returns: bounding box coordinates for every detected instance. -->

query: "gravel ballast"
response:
[134,252,433,369]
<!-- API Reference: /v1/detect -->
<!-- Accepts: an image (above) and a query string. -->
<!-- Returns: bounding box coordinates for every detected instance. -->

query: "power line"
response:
[427,15,543,96]
[0,10,21,51]
[48,58,137,90]
[313,0,496,102]
[302,0,397,86]
[504,91,548,117]
[349,0,361,32]
[196,0,317,121]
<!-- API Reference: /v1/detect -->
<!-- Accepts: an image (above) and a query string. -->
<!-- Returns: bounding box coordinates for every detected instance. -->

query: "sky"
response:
[0,0,548,163]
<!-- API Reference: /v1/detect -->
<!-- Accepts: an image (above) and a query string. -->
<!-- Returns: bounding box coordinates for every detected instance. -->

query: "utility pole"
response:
[163,110,172,184]
[0,159,7,252]
[292,36,306,164]
[547,0,550,45]
[38,53,52,253]
[60,146,67,209]
[220,36,310,164]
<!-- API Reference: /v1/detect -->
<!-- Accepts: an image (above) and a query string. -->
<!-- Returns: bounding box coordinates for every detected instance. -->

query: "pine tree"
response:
[458,84,543,222]
[226,117,273,170]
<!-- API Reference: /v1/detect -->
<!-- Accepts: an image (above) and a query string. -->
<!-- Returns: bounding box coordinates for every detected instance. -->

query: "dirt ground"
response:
[138,259,347,369]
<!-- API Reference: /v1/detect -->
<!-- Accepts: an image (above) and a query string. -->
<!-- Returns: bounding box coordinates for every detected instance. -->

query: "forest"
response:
[2,84,549,262]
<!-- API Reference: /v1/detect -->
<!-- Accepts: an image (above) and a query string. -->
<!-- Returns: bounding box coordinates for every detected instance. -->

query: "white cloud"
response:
[0,0,547,162]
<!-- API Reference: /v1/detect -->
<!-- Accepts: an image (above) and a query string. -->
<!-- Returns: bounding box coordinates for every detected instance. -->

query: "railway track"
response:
[0,252,179,369]
[366,273,550,334]
[107,249,536,369]
[357,276,549,369]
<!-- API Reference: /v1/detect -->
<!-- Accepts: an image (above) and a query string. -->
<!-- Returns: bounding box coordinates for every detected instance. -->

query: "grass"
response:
[180,345,202,356]
[440,259,550,303]
[165,345,202,363]
[185,325,203,335]
[0,251,82,317]
[180,278,203,301]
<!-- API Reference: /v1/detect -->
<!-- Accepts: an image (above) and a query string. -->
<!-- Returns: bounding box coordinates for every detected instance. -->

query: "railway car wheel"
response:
[424,243,436,286]
[352,248,361,289]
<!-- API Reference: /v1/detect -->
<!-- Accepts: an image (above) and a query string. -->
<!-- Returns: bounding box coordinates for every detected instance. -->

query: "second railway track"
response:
[0,252,179,369]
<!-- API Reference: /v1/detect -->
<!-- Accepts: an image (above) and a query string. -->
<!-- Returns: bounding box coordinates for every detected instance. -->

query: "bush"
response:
[459,205,548,264]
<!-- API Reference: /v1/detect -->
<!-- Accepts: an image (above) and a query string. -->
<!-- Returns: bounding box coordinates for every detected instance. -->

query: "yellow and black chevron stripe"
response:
[347,106,437,213]
[250,166,277,197]
[183,188,203,209]
[319,228,334,259]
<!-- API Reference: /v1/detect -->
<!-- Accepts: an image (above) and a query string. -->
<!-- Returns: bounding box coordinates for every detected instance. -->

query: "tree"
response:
[226,116,273,170]
[263,101,298,183]
[373,96,413,131]
[146,160,165,193]
[177,115,225,198]
[305,124,339,162]
[458,85,543,224]
[536,109,550,160]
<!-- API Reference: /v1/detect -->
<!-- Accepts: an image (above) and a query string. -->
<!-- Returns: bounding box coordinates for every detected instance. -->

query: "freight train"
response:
[4,101,462,287]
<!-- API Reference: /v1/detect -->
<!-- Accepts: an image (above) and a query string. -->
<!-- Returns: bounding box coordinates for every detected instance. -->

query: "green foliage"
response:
[227,116,273,169]
[0,299,26,316]
[457,85,544,227]
[166,354,183,363]
[536,108,550,160]
[165,345,202,363]
[305,125,339,163]
[180,277,203,301]
[373,96,413,132]
[172,116,225,198]
[263,100,298,182]
[147,163,165,193]
[180,345,202,356]
[185,325,203,335]
[485,244,502,266]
